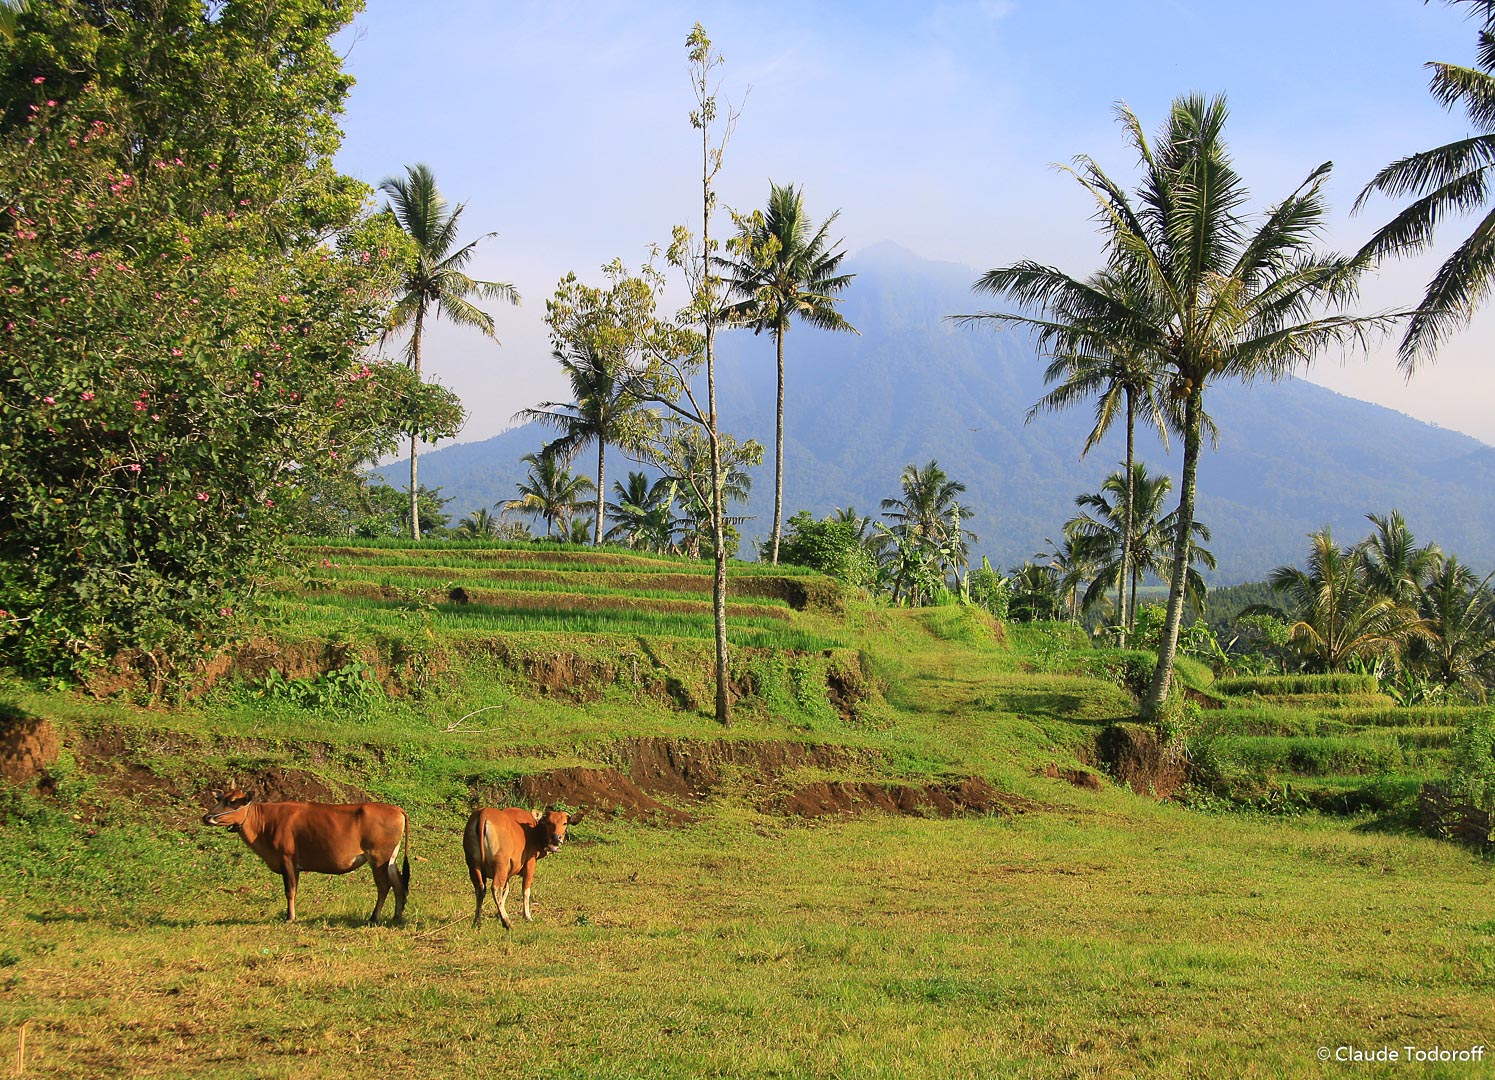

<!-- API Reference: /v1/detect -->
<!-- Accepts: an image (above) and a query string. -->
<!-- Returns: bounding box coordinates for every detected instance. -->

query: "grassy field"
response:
[1,540,1491,1078]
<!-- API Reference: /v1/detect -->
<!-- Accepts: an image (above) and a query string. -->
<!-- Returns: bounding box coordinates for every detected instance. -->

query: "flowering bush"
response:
[0,93,461,681]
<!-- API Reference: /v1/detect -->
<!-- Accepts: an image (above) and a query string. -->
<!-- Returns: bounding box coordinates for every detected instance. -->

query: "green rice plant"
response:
[1332,704,1492,729]
[1244,691,1396,711]
[1215,673,1379,697]
[1197,706,1351,738]
[1205,734,1404,777]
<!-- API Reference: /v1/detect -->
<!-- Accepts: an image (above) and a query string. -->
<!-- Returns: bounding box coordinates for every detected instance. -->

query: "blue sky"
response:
[333,1,1495,447]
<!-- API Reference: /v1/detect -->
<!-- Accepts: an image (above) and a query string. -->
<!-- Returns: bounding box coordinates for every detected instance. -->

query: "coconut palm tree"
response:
[879,460,977,601]
[500,452,594,539]
[1066,463,1214,625]
[0,1,30,42]
[380,163,519,541]
[516,339,657,546]
[1358,510,1444,604]
[1354,0,1495,368]
[1414,555,1495,697]
[605,472,676,552]
[1269,528,1429,673]
[720,182,857,563]
[455,508,500,539]
[1025,266,1172,639]
[962,94,1390,721]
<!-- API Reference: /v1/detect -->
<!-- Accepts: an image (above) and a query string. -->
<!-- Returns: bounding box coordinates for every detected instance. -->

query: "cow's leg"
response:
[369,861,391,925]
[495,871,513,930]
[521,858,537,923]
[280,859,298,923]
[469,864,488,929]
[390,852,408,923]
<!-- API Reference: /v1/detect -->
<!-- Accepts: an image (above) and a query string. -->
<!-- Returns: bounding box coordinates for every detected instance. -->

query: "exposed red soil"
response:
[0,710,59,785]
[474,737,1037,826]
[1041,763,1104,790]
[1097,723,1188,799]
[770,776,1039,819]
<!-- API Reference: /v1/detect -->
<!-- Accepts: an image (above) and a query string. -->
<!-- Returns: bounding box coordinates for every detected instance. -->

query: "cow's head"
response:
[540,807,585,854]
[203,788,253,831]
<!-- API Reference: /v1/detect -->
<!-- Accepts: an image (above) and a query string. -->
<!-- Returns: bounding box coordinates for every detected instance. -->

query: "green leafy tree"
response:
[778,511,877,587]
[455,507,501,539]
[964,94,1390,721]
[380,163,519,541]
[1355,0,1495,367]
[720,181,857,563]
[522,270,667,545]
[501,452,595,540]
[0,5,459,681]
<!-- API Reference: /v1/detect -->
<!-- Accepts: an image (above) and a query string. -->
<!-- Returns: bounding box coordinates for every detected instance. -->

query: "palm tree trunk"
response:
[409,305,425,542]
[770,321,786,564]
[1142,387,1202,723]
[595,442,606,546]
[1119,391,1135,645]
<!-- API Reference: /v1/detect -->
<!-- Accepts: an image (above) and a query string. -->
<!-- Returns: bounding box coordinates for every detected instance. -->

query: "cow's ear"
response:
[209,790,221,802]
[234,790,253,807]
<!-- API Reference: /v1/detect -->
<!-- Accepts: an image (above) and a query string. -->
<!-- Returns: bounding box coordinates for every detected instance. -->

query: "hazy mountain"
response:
[375,243,1495,583]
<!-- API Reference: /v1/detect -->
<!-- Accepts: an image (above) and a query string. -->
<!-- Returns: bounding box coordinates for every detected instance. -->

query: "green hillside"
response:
[2,542,1491,1078]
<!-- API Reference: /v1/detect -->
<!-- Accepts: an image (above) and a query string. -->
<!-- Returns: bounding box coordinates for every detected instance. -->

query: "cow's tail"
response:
[401,810,411,887]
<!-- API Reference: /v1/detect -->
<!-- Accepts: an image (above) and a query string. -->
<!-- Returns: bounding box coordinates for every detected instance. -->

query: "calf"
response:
[463,806,583,929]
[203,788,410,924]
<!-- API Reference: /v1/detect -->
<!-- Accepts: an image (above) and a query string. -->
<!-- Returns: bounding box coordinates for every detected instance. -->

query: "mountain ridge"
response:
[374,245,1495,583]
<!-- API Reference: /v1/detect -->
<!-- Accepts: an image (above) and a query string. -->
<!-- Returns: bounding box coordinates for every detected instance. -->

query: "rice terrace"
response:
[3,2,1495,1078]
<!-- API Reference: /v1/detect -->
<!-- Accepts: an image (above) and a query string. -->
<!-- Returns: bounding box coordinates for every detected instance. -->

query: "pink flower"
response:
[127,463,141,473]
[32,76,44,85]
[46,100,56,107]
[195,492,209,502]
[218,607,232,618]
[170,348,182,357]
[81,392,94,401]
[42,396,55,404]
[150,414,160,421]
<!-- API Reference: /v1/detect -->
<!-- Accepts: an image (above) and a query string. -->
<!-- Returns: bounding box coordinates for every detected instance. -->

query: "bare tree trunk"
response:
[595,441,606,546]
[1142,387,1201,723]
[409,305,425,542]
[770,322,786,564]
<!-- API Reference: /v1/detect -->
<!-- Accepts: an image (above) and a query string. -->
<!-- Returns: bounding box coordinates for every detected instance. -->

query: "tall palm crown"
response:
[1026,266,1172,637]
[500,452,594,539]
[720,181,857,563]
[1358,510,1444,603]
[380,163,519,540]
[963,94,1387,721]
[516,340,656,546]
[1355,0,1495,368]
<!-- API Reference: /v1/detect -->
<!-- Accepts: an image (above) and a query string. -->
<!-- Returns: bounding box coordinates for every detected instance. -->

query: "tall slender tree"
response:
[962,94,1391,722]
[720,182,858,563]
[1355,0,1495,368]
[1021,267,1171,640]
[380,163,519,541]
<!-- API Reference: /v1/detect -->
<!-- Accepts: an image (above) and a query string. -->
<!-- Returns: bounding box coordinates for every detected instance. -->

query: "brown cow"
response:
[203,788,410,924]
[463,806,583,929]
